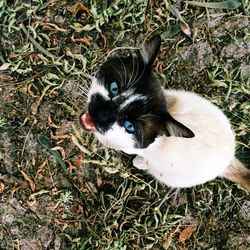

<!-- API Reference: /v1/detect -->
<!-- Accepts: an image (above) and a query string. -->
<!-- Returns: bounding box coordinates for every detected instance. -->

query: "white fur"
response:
[88,76,109,102]
[129,90,235,188]
[97,89,235,188]
[119,94,146,110]
[94,122,136,151]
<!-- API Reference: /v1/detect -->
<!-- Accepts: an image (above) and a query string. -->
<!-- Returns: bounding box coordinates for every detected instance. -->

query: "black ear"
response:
[165,114,195,138]
[139,35,161,68]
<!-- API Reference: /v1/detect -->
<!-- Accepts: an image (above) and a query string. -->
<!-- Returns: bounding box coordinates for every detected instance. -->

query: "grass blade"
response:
[186,0,241,9]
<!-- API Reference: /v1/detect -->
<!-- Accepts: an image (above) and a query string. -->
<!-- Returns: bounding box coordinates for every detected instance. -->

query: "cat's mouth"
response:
[79,112,96,131]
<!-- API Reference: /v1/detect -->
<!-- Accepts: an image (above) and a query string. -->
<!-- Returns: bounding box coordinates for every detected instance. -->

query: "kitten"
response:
[80,35,250,191]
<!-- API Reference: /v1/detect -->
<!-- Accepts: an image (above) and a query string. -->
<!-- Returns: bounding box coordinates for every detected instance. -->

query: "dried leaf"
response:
[64,160,76,173]
[75,154,84,168]
[28,84,39,98]
[40,22,67,32]
[70,23,95,32]
[48,115,60,129]
[51,134,71,140]
[187,0,241,9]
[30,102,38,115]
[35,160,48,178]
[72,2,90,16]
[169,5,192,38]
[21,170,36,192]
[71,34,93,46]
[179,225,196,243]
[0,182,5,193]
[0,63,11,71]
[180,21,192,38]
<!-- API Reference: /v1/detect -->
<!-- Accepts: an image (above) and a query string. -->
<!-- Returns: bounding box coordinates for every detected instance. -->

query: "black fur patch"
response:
[86,35,194,148]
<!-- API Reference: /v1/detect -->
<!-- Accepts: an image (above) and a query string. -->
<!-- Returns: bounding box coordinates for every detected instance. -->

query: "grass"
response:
[0,0,249,249]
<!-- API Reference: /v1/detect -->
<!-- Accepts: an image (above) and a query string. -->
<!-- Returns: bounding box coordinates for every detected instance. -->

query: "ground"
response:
[0,0,250,249]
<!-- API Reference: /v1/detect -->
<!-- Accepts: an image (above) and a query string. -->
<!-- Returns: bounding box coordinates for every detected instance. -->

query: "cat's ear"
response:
[139,35,161,68]
[164,114,195,138]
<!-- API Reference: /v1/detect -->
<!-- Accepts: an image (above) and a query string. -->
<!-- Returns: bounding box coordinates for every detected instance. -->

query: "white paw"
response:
[133,156,149,170]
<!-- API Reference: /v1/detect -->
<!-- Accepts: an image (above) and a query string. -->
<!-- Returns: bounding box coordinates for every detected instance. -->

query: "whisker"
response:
[126,52,136,88]
[116,55,128,86]
[130,60,145,88]
[110,63,125,86]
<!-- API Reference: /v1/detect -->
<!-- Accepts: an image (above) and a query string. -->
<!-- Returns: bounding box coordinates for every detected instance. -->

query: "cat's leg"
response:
[133,156,149,170]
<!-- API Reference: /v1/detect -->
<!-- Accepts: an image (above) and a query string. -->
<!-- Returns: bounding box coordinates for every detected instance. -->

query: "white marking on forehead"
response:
[87,76,109,103]
[119,94,147,110]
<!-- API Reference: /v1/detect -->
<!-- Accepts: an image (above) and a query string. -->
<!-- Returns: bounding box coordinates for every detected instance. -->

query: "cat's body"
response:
[130,89,235,188]
[80,35,250,191]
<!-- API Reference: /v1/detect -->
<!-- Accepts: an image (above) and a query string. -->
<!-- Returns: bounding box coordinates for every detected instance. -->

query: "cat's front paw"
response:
[133,156,149,170]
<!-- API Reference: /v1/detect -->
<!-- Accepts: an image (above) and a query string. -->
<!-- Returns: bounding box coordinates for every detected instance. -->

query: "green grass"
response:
[0,0,249,249]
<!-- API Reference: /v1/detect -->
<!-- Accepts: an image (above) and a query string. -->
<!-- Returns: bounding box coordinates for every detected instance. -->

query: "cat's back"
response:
[164,89,234,143]
[145,89,236,187]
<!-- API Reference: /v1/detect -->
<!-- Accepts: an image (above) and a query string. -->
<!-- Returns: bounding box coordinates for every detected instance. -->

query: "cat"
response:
[79,35,250,191]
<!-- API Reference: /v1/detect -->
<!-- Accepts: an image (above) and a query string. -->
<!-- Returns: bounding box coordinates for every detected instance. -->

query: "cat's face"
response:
[80,36,194,152]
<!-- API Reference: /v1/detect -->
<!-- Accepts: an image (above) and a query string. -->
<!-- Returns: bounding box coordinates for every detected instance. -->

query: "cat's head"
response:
[80,35,194,153]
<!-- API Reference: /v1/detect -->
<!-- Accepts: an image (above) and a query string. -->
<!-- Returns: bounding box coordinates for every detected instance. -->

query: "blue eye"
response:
[124,120,135,134]
[110,81,119,96]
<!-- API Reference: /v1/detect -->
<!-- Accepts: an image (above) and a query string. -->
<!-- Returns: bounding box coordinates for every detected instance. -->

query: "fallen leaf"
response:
[51,134,71,140]
[70,23,95,32]
[21,170,36,192]
[71,34,93,45]
[0,182,5,193]
[169,5,192,38]
[72,2,90,16]
[54,218,69,231]
[28,84,39,98]
[0,63,11,71]
[35,160,48,178]
[179,224,196,243]
[48,115,60,129]
[30,101,38,115]
[64,160,76,173]
[40,22,67,32]
[180,21,192,38]
[51,146,66,160]
[75,154,84,168]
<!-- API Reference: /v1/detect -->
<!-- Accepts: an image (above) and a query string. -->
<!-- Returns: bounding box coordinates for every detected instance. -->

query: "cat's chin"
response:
[79,112,96,132]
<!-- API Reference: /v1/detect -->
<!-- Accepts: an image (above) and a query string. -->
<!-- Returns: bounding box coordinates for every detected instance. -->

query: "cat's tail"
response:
[223,158,250,192]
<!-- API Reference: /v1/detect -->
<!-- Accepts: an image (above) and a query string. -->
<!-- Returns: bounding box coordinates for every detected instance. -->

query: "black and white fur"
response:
[80,36,250,191]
